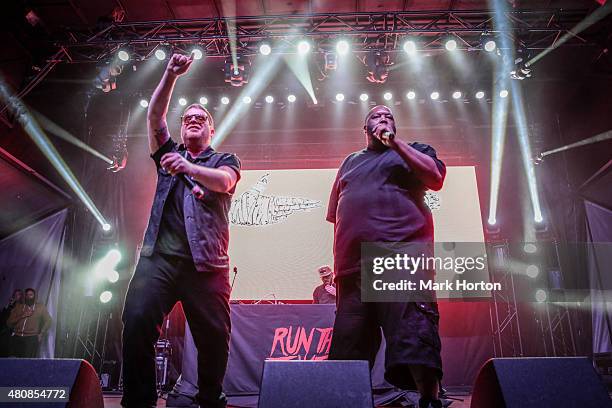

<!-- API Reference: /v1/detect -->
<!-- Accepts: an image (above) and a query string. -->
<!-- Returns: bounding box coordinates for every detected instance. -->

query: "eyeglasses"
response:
[182,114,210,125]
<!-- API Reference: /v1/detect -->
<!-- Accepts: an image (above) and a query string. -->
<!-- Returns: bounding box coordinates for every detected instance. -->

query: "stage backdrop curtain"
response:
[584,201,612,354]
[0,209,67,358]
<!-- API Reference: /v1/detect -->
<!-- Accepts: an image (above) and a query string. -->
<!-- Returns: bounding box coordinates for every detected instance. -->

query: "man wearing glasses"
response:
[121,53,240,408]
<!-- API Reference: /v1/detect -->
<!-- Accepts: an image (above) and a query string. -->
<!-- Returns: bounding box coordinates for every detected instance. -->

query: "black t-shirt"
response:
[155,178,191,258]
[326,143,445,277]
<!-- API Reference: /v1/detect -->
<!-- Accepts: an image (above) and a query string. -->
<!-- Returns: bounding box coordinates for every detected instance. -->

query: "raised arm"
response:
[147,53,194,153]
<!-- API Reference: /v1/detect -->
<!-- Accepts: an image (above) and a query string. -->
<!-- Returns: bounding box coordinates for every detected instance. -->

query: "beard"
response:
[25,298,35,306]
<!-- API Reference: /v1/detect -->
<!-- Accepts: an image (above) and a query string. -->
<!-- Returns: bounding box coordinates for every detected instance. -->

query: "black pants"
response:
[9,335,39,358]
[329,274,442,390]
[121,252,231,408]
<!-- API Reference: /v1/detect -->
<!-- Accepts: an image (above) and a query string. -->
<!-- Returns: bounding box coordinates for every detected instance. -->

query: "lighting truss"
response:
[58,9,592,62]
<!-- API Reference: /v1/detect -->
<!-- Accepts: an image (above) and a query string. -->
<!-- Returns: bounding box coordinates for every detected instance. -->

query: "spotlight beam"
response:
[487,0,515,226]
[526,2,612,68]
[284,52,317,105]
[212,53,285,148]
[538,129,612,159]
[488,79,510,226]
[32,109,113,164]
[0,76,110,229]
[511,81,543,222]
[220,0,239,83]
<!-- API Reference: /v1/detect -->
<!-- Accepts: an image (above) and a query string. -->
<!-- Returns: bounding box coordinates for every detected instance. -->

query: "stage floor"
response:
[102,393,473,407]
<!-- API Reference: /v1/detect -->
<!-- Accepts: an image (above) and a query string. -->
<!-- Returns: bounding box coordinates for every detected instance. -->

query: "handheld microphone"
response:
[382,131,395,141]
[178,174,204,200]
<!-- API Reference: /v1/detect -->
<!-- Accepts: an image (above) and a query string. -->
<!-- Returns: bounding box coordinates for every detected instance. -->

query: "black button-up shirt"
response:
[141,139,241,273]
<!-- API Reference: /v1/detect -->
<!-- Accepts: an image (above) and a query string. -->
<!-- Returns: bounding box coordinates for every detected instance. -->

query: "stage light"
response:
[242,96,252,104]
[117,50,129,61]
[155,49,166,60]
[484,40,496,52]
[500,89,509,98]
[406,91,416,100]
[107,249,122,264]
[259,43,272,55]
[475,91,485,99]
[108,270,119,283]
[430,91,440,100]
[100,291,113,303]
[224,56,250,87]
[403,40,417,55]
[94,249,122,280]
[287,94,296,102]
[452,91,462,99]
[94,63,122,93]
[323,52,338,72]
[336,40,349,55]
[535,289,547,303]
[139,99,148,108]
[221,97,230,105]
[265,95,274,103]
[526,264,540,278]
[524,243,537,253]
[335,93,345,101]
[445,39,457,51]
[178,98,187,106]
[365,50,390,83]
[359,93,369,101]
[191,48,203,60]
[383,92,392,101]
[102,223,111,231]
[199,96,208,105]
[297,41,311,55]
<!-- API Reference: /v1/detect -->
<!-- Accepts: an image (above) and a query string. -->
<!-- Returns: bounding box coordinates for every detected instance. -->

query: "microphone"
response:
[381,131,395,145]
[178,174,205,200]
[382,131,395,140]
[231,266,238,290]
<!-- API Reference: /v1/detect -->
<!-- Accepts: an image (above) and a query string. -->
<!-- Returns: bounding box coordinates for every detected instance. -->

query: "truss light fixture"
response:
[224,56,250,87]
[336,40,350,55]
[259,43,272,55]
[297,40,311,55]
[365,50,390,84]
[403,40,417,55]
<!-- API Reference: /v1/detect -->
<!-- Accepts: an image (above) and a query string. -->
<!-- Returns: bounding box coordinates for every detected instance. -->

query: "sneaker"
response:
[166,393,198,408]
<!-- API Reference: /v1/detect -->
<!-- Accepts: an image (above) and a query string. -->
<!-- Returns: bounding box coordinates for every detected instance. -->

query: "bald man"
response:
[326,105,446,408]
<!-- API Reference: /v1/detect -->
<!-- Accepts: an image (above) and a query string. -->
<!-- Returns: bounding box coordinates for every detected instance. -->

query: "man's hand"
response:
[160,153,194,176]
[166,53,194,76]
[373,125,397,148]
[325,285,337,297]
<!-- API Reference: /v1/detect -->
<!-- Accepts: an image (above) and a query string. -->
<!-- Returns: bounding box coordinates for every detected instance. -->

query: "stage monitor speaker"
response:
[258,360,373,408]
[471,357,612,408]
[0,358,103,408]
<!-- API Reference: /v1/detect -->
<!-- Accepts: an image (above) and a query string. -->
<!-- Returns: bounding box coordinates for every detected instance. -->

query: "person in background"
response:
[312,265,336,304]
[7,288,52,358]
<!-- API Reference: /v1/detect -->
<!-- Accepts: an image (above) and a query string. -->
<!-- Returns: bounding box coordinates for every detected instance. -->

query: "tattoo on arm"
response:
[153,126,169,143]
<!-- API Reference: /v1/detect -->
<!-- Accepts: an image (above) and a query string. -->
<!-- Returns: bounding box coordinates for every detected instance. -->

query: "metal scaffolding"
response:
[57,9,593,62]
[489,242,524,357]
